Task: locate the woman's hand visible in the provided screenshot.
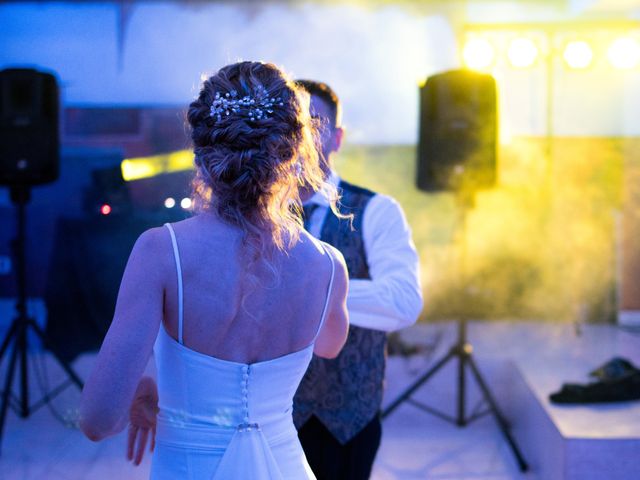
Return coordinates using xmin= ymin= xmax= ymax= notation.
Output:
xmin=126 ymin=376 xmax=159 ymax=466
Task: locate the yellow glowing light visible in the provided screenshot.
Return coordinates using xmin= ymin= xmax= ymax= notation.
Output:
xmin=463 ymin=38 xmax=495 ymax=71
xmin=563 ymin=41 xmax=593 ymax=69
xmin=507 ymin=38 xmax=539 ymax=68
xmin=607 ymin=37 xmax=640 ymax=70
xmin=120 ymin=159 xmax=159 ymax=181
xmin=121 ymin=150 xmax=193 ymax=181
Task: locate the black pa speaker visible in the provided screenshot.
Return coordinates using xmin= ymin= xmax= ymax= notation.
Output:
xmin=417 ymin=70 xmax=497 ymax=192
xmin=0 ymin=68 xmax=60 ymax=186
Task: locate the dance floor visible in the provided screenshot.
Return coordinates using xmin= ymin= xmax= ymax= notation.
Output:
xmin=0 ymin=320 xmax=638 ymax=480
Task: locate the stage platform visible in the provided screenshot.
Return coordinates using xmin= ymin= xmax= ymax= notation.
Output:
xmin=378 ymin=321 xmax=640 ymax=480
xmin=0 ymin=320 xmax=638 ymax=479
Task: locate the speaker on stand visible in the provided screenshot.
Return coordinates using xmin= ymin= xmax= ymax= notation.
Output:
xmin=0 ymin=68 xmax=84 ymax=454
xmin=383 ymin=69 xmax=528 ymax=472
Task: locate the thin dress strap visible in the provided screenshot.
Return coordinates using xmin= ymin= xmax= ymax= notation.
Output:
xmin=313 ymin=242 xmax=336 ymax=342
xmin=164 ymin=223 xmax=184 ymax=344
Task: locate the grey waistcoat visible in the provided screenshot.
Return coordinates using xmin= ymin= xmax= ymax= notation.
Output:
xmin=293 ymin=180 xmax=387 ymax=444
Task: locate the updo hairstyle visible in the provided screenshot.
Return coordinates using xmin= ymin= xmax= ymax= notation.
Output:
xmin=188 ymin=61 xmax=331 ymax=253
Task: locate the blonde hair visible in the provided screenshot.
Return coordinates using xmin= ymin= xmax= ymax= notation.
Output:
xmin=188 ymin=61 xmax=340 ymax=259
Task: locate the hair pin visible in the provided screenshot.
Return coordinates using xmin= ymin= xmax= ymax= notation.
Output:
xmin=209 ymin=86 xmax=284 ymax=122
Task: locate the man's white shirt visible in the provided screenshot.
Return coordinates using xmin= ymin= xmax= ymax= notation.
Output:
xmin=304 ymin=171 xmax=423 ymax=332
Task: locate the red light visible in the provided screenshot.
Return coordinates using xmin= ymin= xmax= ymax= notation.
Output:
xmin=100 ymin=204 xmax=112 ymax=215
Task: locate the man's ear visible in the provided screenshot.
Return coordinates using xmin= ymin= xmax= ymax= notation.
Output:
xmin=333 ymin=126 xmax=345 ymax=153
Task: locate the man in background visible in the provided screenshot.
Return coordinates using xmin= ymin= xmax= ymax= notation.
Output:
xmin=293 ymin=80 xmax=423 ymax=480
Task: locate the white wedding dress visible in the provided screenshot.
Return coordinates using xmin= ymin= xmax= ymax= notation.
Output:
xmin=149 ymin=224 xmax=333 ymax=479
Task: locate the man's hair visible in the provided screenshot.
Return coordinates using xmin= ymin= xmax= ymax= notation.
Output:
xmin=295 ymin=79 xmax=341 ymax=128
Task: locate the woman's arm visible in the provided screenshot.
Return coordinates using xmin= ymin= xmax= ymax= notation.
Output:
xmin=79 ymin=227 xmax=168 ymax=441
xmin=313 ymin=245 xmax=349 ymax=359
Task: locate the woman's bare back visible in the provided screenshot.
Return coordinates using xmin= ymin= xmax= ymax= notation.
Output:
xmin=161 ymin=214 xmax=336 ymax=364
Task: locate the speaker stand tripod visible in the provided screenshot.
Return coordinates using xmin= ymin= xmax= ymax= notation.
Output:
xmin=0 ymin=186 xmax=84 ymax=455
xmin=381 ymin=192 xmax=528 ymax=472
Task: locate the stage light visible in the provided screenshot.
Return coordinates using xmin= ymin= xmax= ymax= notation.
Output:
xmin=563 ymin=41 xmax=593 ymax=69
xmin=180 ymin=197 xmax=192 ymax=209
xmin=164 ymin=197 xmax=176 ymax=208
xmin=121 ymin=159 xmax=158 ymax=182
xmin=100 ymin=204 xmax=112 ymax=215
xmin=463 ymin=38 xmax=495 ymax=71
xmin=607 ymin=37 xmax=640 ymax=70
xmin=121 ymin=150 xmax=193 ymax=181
xmin=507 ymin=38 xmax=538 ymax=68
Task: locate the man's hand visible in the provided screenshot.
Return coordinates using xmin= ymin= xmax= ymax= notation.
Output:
xmin=126 ymin=376 xmax=159 ymax=466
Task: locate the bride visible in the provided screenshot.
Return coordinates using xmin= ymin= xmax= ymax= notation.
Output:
xmin=79 ymin=61 xmax=349 ymax=479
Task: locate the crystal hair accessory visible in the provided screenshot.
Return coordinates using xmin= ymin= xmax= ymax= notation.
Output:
xmin=209 ymin=86 xmax=284 ymax=122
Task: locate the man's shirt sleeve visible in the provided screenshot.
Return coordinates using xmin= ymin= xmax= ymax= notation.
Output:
xmin=347 ymin=194 xmax=423 ymax=332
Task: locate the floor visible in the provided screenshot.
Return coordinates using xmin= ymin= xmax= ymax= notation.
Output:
xmin=0 ymin=320 xmax=638 ymax=480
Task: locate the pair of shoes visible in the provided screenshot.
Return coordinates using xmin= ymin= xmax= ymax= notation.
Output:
xmin=589 ymin=357 xmax=639 ymax=381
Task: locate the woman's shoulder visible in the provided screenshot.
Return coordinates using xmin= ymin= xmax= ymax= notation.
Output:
xmin=166 ymin=214 xmax=243 ymax=240
xmin=139 ymin=217 xmax=222 ymax=258
xmin=161 ymin=216 xmax=199 ymax=233
xmin=297 ymin=231 xmax=346 ymax=271
xmin=129 ymin=225 xmax=176 ymax=267
xmin=135 ymin=225 xmax=170 ymax=250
